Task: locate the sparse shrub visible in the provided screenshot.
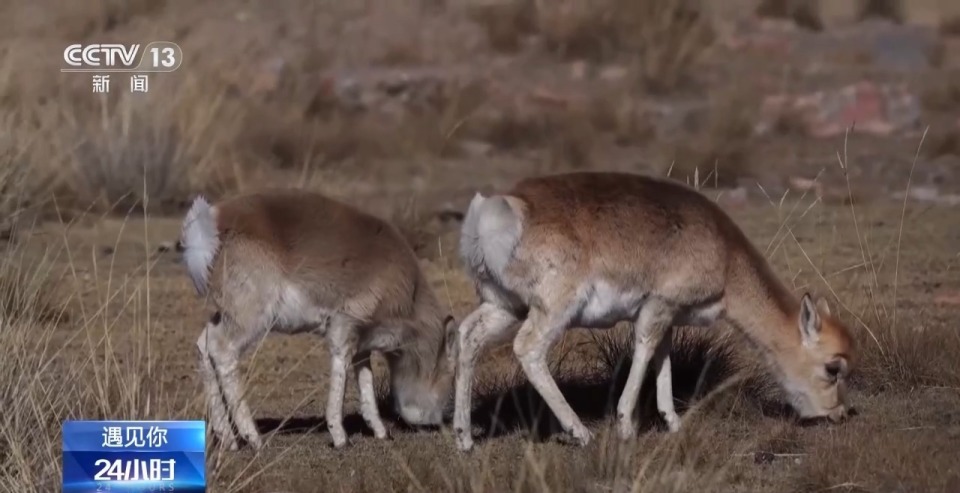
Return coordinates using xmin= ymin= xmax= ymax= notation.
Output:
xmin=856 ymin=0 xmax=904 ymax=24
xmin=467 ymin=0 xmax=538 ymax=53
xmin=49 ymin=0 xmax=167 ymax=39
xmin=612 ymin=0 xmax=715 ymax=92
xmin=919 ymin=74 xmax=960 ymax=111
xmin=660 ymin=89 xmax=758 ymax=188
xmin=755 ymin=0 xmax=823 ymax=31
xmin=535 ymin=0 xmax=619 ymax=59
xmin=922 ymin=128 xmax=960 ymax=159
xmin=468 ymin=0 xmax=714 ymax=92
xmin=64 ymin=95 xmax=189 ymax=213
xmin=588 ymin=92 xmax=657 ymax=146
xmin=470 ymin=104 xmax=597 ymax=168
xmin=941 ymin=16 xmax=960 ymax=37
xmin=54 ymin=76 xmax=257 ymax=213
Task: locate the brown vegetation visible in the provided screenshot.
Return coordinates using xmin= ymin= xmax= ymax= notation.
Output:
xmin=1 ymin=0 xmax=960 ymax=491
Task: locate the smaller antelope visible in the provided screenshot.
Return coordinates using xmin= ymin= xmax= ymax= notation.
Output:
xmin=179 ymin=189 xmax=456 ymax=450
xmin=454 ymin=171 xmax=856 ymax=451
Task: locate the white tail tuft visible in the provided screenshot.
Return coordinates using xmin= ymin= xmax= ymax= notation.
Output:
xmin=460 ymin=192 xmax=522 ymax=280
xmin=181 ymin=196 xmax=220 ymax=296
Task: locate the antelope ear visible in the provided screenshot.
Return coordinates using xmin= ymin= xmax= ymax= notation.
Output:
xmin=798 ymin=293 xmax=822 ymax=346
xmin=815 ymin=296 xmax=832 ymax=317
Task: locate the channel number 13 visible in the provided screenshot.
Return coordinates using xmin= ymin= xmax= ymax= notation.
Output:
xmin=150 ymin=46 xmax=176 ymax=68
xmin=143 ymin=42 xmax=181 ymax=71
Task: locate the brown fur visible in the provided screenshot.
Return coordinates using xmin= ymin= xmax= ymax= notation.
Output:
xmin=182 ymin=189 xmax=455 ymax=450
xmin=453 ymin=171 xmax=856 ymax=450
xmin=507 ymin=171 xmax=854 ymax=360
xmin=210 ymin=190 xmax=434 ymax=327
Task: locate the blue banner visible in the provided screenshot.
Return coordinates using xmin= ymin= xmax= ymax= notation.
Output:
xmin=63 ymin=420 xmax=206 ymax=493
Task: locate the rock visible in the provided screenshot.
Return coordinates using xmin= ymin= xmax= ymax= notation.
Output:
xmin=869 ymin=24 xmax=942 ymax=71
xmin=598 ymin=65 xmax=629 ymax=82
xmin=569 ymin=60 xmax=589 ymax=80
xmin=933 ymin=291 xmax=960 ymax=305
xmin=458 ymin=139 xmax=494 ymax=158
xmin=889 ymin=186 xmax=960 ymax=206
xmin=788 ymin=176 xmax=822 ymax=195
xmin=716 ymin=187 xmax=748 ymax=208
xmin=528 ymin=86 xmax=574 ymax=109
xmin=249 ymin=57 xmax=286 ymax=95
xmin=312 ymin=66 xmax=473 ymax=115
xmin=756 ymin=81 xmax=921 ymax=138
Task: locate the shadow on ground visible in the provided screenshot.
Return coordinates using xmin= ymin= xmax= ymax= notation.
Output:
xmin=251 ymin=330 xmax=795 ymax=446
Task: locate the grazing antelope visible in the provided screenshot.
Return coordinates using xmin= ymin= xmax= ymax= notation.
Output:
xmin=454 ymin=171 xmax=856 ymax=451
xmin=179 ymin=189 xmax=457 ymax=450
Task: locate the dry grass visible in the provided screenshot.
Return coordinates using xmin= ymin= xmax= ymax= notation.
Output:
xmin=1 ymin=172 xmax=959 ymax=493
xmin=469 ymin=0 xmax=714 ymax=92
xmin=1 ymin=0 xmax=960 ymax=491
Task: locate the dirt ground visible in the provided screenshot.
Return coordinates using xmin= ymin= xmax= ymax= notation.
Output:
xmin=2 ymin=1 xmax=960 ymax=492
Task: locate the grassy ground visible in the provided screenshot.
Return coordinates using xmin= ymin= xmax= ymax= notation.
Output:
xmin=2 ymin=0 xmax=960 ymax=492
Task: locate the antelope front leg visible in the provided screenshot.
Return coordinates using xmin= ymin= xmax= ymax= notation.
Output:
xmin=354 ymin=352 xmax=388 ymax=440
xmin=197 ymin=322 xmax=236 ymax=451
xmin=512 ymin=309 xmax=592 ymax=447
xmin=198 ymin=315 xmax=263 ymax=450
xmin=454 ymin=302 xmax=519 ymax=451
xmin=616 ymin=300 xmax=674 ymax=441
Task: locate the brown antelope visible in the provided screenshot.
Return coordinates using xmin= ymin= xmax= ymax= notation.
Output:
xmin=179 ymin=189 xmax=457 ymax=450
xmin=453 ymin=171 xmax=856 ymax=451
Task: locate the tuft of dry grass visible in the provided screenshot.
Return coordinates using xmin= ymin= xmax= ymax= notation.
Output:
xmin=921 ymin=128 xmax=960 ymax=159
xmin=755 ymin=0 xmax=823 ymax=31
xmin=856 ymin=0 xmax=904 ymax=24
xmin=0 ymin=245 xmax=63 ymax=324
xmin=941 ymin=15 xmax=960 ymax=37
xmin=919 ymin=74 xmax=960 ymax=112
xmin=46 ymin=0 xmax=167 ymax=39
xmin=0 ymin=112 xmax=58 ymax=234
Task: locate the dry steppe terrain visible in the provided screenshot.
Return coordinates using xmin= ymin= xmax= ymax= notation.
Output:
xmin=1 ymin=1 xmax=960 ymax=492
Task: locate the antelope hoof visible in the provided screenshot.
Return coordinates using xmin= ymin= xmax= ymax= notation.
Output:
xmin=372 ymin=426 xmax=390 ymax=441
xmin=662 ymin=412 xmax=681 ymax=433
xmin=240 ymin=431 xmax=263 ymax=450
xmin=617 ymin=422 xmax=636 ymax=441
xmin=330 ymin=431 xmax=349 ymax=449
xmin=455 ymin=429 xmax=474 ymax=451
xmin=558 ymin=426 xmax=592 ymax=447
